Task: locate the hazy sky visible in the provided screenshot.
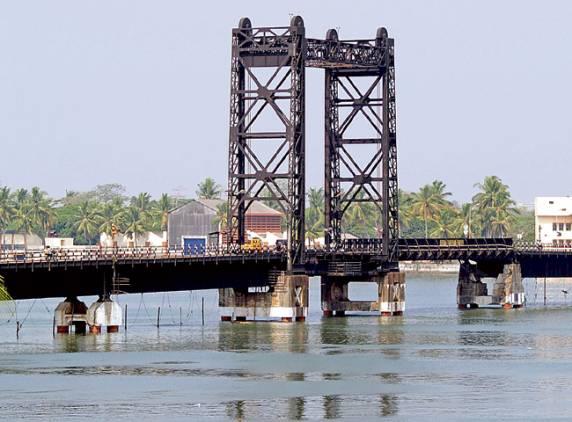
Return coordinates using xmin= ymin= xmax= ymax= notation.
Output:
xmin=1 ymin=1 xmax=571 ymax=204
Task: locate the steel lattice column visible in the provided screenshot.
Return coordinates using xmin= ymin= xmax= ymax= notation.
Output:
xmin=226 ymin=17 xmax=306 ymax=271
xmin=323 ymin=28 xmax=398 ymax=260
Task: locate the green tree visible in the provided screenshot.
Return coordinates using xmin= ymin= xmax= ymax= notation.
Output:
xmin=73 ymin=201 xmax=101 ymax=244
xmin=130 ymin=193 xmax=153 ymax=229
xmin=123 ymin=206 xmax=146 ymax=246
xmin=12 ymin=204 xmax=34 ymax=249
xmin=156 ymin=193 xmax=171 ymax=231
xmin=214 ymin=202 xmax=228 ymax=232
xmin=99 ymin=201 xmax=125 ymax=236
xmin=472 ymin=176 xmax=518 ymax=237
xmin=429 ymin=207 xmax=460 ymax=238
xmin=306 ymin=187 xmax=324 ymax=242
xmin=410 ymin=181 xmax=451 ymax=238
xmin=28 ymin=186 xmax=54 ymax=240
xmin=0 ymin=187 xmax=14 ymax=250
xmin=196 ymin=177 xmax=222 ymax=199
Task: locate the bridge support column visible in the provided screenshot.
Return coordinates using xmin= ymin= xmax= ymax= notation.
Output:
xmin=86 ymin=295 xmax=123 ymax=333
xmin=378 ymin=272 xmax=406 ymax=316
xmin=457 ymin=261 xmax=490 ymax=309
xmin=493 ymin=263 xmax=524 ymax=309
xmin=321 ymin=272 xmax=405 ymax=317
xmin=219 ymin=274 xmax=308 ymax=322
xmin=54 ymin=296 xmax=88 ymax=334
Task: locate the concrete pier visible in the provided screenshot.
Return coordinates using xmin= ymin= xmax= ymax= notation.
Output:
xmin=493 ymin=263 xmax=524 ymax=308
xmin=219 ymin=273 xmax=308 ymax=322
xmin=457 ymin=261 xmax=490 ymax=309
xmin=86 ymin=295 xmax=123 ymax=333
xmin=321 ymin=272 xmax=405 ymax=317
xmin=54 ymin=296 xmax=88 ymax=334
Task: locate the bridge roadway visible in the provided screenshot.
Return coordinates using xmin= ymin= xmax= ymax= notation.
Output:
xmin=1 ymin=238 xmax=572 ymax=300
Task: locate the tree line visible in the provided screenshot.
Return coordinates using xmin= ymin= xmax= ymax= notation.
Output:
xmin=0 ymin=175 xmax=534 ymax=248
xmin=0 ymin=179 xmax=223 ymax=247
xmin=305 ymin=175 xmax=534 ymax=243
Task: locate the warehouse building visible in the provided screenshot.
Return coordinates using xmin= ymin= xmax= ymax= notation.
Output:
xmin=167 ymin=199 xmax=283 ymax=252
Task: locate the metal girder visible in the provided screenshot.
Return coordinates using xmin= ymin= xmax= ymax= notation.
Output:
xmin=227 ymin=16 xmax=306 ymax=271
xmin=324 ymin=28 xmax=399 ymax=260
xmin=227 ymin=17 xmax=398 ymax=268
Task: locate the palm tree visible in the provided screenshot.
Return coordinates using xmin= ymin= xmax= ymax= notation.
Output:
xmin=130 ymin=193 xmax=153 ymax=229
xmin=472 ymin=176 xmax=518 ymax=237
xmin=73 ymin=201 xmax=101 ymax=244
xmin=99 ymin=201 xmax=125 ymax=237
xmin=0 ymin=187 xmax=14 ymax=250
xmin=123 ymin=206 xmax=145 ymax=246
xmin=28 ymin=186 xmax=54 ymax=241
xmin=306 ymin=188 xmax=324 ymax=240
xmin=410 ymin=181 xmax=452 ymax=238
xmin=429 ymin=207 xmax=460 ymax=238
xmin=12 ymin=205 xmax=35 ymax=249
xmin=214 ymin=202 xmax=228 ymax=232
xmin=196 ymin=177 xmax=222 ymax=199
xmin=156 ymin=193 xmax=171 ymax=232
xmin=398 ymin=189 xmax=414 ymax=231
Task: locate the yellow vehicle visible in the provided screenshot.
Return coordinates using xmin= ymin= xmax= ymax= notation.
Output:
xmin=242 ymin=238 xmax=264 ymax=252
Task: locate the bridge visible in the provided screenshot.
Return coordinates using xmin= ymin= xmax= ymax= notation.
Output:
xmin=1 ymin=16 xmax=569 ymax=332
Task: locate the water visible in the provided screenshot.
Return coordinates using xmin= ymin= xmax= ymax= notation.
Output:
xmin=1 ymin=275 xmax=572 ymax=420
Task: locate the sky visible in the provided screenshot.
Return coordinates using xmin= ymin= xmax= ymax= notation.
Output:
xmin=0 ymin=1 xmax=571 ymax=205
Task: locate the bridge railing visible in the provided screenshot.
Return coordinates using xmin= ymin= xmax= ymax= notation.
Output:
xmin=0 ymin=244 xmax=288 ymax=265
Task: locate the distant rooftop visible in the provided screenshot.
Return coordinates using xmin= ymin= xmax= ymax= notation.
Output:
xmin=535 ymin=196 xmax=572 ymax=216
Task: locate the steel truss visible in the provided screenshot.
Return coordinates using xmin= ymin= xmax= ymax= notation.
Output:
xmin=227 ymin=17 xmax=306 ymax=271
xmin=227 ymin=17 xmax=398 ymax=268
xmin=323 ymin=28 xmax=398 ymax=260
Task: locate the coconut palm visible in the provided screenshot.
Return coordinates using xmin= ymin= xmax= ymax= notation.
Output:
xmin=196 ymin=177 xmax=222 ymax=199
xmin=410 ymin=182 xmax=450 ymax=238
xmin=123 ymin=206 xmax=145 ymax=246
xmin=0 ymin=187 xmax=14 ymax=250
xmin=472 ymin=176 xmax=518 ymax=237
xmin=73 ymin=201 xmax=101 ymax=244
xmin=398 ymin=189 xmax=414 ymax=231
xmin=306 ymin=188 xmax=324 ymax=240
xmin=28 ymin=186 xmax=54 ymax=240
xmin=429 ymin=207 xmax=461 ymax=238
xmin=214 ymin=202 xmax=228 ymax=232
xmin=12 ymin=205 xmax=35 ymax=249
xmin=99 ymin=202 xmax=125 ymax=237
xmin=130 ymin=192 xmax=153 ymax=229
xmin=156 ymin=193 xmax=171 ymax=231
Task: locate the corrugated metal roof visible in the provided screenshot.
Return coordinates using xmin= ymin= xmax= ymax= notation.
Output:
xmin=196 ymin=198 xmax=283 ymax=216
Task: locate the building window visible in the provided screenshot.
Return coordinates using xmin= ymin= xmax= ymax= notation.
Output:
xmin=553 ymin=223 xmax=558 ymax=231
xmin=559 ymin=223 xmax=565 ymax=231
xmin=567 ymin=224 xmax=571 ymax=231
xmin=553 ymin=239 xmax=558 ymax=246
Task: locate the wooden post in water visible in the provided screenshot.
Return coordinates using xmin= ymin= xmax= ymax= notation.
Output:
xmin=124 ymin=304 xmax=128 ymax=331
xmin=52 ymin=315 xmax=56 ymax=338
xmin=16 ymin=320 xmax=20 ymax=339
xmin=201 ymin=297 xmax=205 ymax=326
xmin=179 ymin=307 xmax=183 ymax=327
xmin=157 ymin=306 xmax=161 ymax=328
xmin=544 ymin=277 xmax=547 ymax=306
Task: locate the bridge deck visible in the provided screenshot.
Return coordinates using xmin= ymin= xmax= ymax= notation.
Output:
xmin=2 ymin=240 xmax=572 ymax=300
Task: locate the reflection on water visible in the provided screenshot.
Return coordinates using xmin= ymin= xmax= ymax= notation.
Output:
xmin=3 ymin=277 xmax=572 ymax=419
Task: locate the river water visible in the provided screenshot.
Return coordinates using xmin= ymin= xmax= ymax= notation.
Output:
xmin=1 ymin=275 xmax=572 ymax=420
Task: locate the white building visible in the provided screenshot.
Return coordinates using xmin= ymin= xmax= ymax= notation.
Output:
xmin=535 ymin=197 xmax=572 ymax=246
